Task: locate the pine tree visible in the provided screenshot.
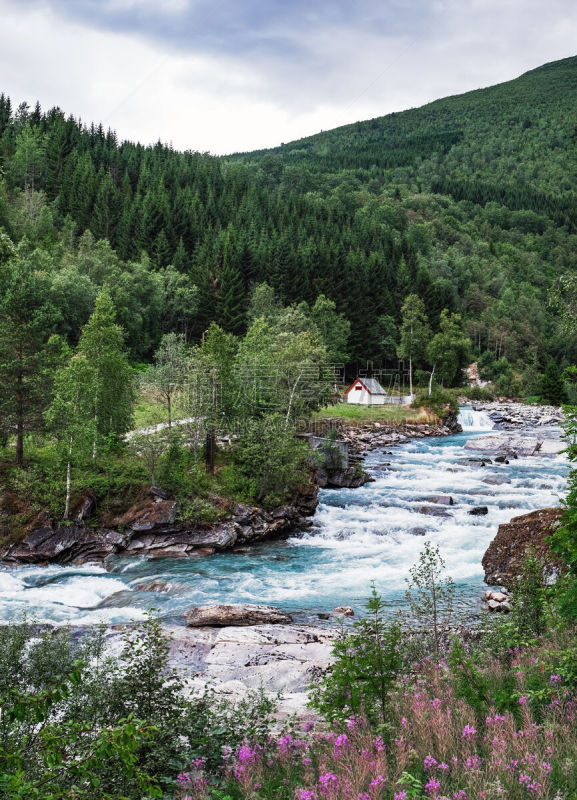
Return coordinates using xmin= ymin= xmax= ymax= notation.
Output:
xmin=540 ymin=360 xmax=569 ymax=405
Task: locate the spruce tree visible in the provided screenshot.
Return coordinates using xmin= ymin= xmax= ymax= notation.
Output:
xmin=540 ymin=360 xmax=569 ymax=405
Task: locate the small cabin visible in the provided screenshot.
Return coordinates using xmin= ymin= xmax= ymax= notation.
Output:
xmin=345 ymin=377 xmax=387 ymax=405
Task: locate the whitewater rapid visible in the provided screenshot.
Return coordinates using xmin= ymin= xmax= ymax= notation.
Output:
xmin=0 ymin=409 xmax=568 ymax=625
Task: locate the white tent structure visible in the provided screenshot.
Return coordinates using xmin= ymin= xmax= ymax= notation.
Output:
xmin=344 ymin=377 xmax=387 ymax=405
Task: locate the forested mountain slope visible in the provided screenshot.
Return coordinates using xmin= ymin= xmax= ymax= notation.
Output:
xmin=1 ymin=56 xmax=576 ymax=391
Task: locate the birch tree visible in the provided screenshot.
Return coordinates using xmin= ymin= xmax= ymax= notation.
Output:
xmin=75 ymin=288 xmax=134 ymax=457
xmin=397 ymin=294 xmax=431 ymax=399
xmin=145 ymin=333 xmax=189 ymax=429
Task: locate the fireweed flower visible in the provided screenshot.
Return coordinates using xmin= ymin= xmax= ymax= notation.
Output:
xmin=424 ymin=755 xmax=438 ymax=771
xmin=369 ymin=775 xmax=386 ymax=789
xmin=394 ymin=793 xmax=407 ymax=800
xmin=297 ymin=791 xmax=318 ymax=800
xmin=550 ymin=674 xmax=562 ymax=684
xmin=425 ymin=777 xmax=441 ymax=796
xmin=346 ymin=715 xmax=358 ymax=729
xmin=373 ymin=736 xmax=386 ymax=752
xmin=519 ymin=696 xmax=529 ymax=705
xmin=319 ymin=773 xmax=339 ymax=792
xmin=462 ymin=725 xmax=476 ymax=739
xmin=452 ymin=792 xmax=467 ymax=799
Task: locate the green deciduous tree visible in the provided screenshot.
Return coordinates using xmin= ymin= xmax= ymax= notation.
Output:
xmin=145 ymin=333 xmax=189 ymax=428
xmin=405 ymin=541 xmax=457 ymax=656
xmin=233 ymin=413 xmax=307 ymax=505
xmin=426 ymin=309 xmax=471 ymax=389
xmin=397 ymin=294 xmax=431 ymax=398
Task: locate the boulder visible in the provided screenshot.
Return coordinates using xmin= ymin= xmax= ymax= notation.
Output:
xmin=418 ymin=506 xmax=452 ymax=517
xmin=422 ymin=495 xmax=454 ymax=506
xmin=482 ymin=507 xmax=563 ymax=586
xmin=185 ymin=604 xmax=293 ymax=627
xmin=316 ymin=467 xmax=373 ymax=489
xmin=333 ymin=606 xmax=354 ymax=617
xmin=3 ymin=524 xmax=126 ymax=564
xmin=469 ymin=506 xmax=489 ymax=515
xmin=483 ymin=475 xmax=509 ymax=486
xmin=72 ymin=493 xmax=97 ymax=523
xmin=3 ymin=486 xmax=319 ymax=565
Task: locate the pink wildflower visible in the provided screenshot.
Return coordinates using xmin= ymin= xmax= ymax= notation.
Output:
xmin=462 ymin=724 xmax=476 ymax=739
xmin=425 ymin=777 xmax=441 ymax=796
xmin=424 ymin=755 xmax=438 ymax=771
xmin=297 ymin=791 xmax=318 ymax=800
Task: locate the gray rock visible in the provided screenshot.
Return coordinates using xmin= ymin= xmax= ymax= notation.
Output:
xmin=333 ymin=606 xmax=354 ymax=617
xmin=185 ymin=604 xmax=293 ymax=627
xmin=73 ymin=494 xmax=97 ymax=523
xmin=418 ymin=506 xmax=452 ymax=517
xmin=469 ymin=506 xmax=489 ymax=515
xmin=483 ymin=475 xmax=509 ymax=486
xmin=422 ymin=495 xmax=454 ymax=506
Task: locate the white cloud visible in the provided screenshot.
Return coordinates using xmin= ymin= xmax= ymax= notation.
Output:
xmin=0 ymin=0 xmax=575 ymax=154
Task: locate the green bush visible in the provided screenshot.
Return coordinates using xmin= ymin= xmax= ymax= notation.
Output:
xmin=413 ymin=387 xmax=458 ymax=417
xmin=309 ymin=585 xmax=402 ymax=731
xmin=0 ymin=614 xmax=278 ymax=798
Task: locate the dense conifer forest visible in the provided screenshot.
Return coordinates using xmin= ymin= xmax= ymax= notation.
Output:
xmin=1 ymin=55 xmax=576 ymax=392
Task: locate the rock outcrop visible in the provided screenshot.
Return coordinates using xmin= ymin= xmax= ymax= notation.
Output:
xmin=465 ymin=434 xmax=562 ymax=458
xmin=164 ymin=623 xmax=336 ymax=720
xmin=343 ymin=417 xmax=460 ymax=459
xmin=482 ymin=507 xmax=563 ymax=586
xmin=315 ymin=466 xmax=373 ymax=489
xmin=2 ymin=484 xmax=318 ymax=566
xmin=185 ymin=604 xmax=293 ymax=627
xmin=470 ymin=402 xmax=563 ymax=430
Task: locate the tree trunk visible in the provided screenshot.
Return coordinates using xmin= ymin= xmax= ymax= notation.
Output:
xmin=428 ymin=364 xmax=435 ymax=396
xmin=167 ymin=393 xmax=172 ymax=429
xmin=63 ymin=436 xmax=73 ymax=520
xmin=409 ymin=356 xmax=413 ymax=401
xmin=285 ymin=372 xmax=302 ymax=429
xmin=16 ymin=346 xmax=23 ymax=466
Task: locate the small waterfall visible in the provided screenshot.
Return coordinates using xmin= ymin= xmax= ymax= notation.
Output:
xmin=458 ymin=407 xmax=495 ymax=431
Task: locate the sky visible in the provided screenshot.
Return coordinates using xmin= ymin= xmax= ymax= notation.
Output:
xmin=1 ymin=0 xmax=576 ymax=155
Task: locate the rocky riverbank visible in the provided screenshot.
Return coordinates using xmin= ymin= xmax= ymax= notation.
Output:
xmin=2 ymin=484 xmax=318 ymax=566
xmin=340 ymin=411 xmax=462 ymax=459
xmin=469 ymin=402 xmax=563 ymax=430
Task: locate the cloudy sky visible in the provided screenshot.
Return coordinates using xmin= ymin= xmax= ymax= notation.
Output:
xmin=1 ymin=0 xmax=576 ymax=155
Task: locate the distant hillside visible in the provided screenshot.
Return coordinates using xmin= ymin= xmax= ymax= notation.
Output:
xmin=0 ymin=56 xmax=576 ymax=391
xmin=238 ymin=56 xmax=577 ymax=211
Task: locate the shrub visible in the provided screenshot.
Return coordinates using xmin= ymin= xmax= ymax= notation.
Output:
xmin=309 ymin=584 xmax=402 ymax=729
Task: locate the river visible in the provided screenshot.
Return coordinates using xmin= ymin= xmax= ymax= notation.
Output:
xmin=0 ymin=409 xmax=568 ymax=625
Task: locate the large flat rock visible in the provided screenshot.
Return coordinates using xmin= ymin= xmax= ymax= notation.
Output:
xmin=465 ymin=434 xmax=563 ymax=457
xmin=184 ymin=603 xmax=294 ymax=627
xmin=165 ymin=623 xmax=336 ymax=721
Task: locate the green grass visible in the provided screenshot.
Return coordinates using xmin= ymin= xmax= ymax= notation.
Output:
xmin=315 ymin=403 xmax=438 ymax=425
xmin=132 ymin=388 xmax=190 ymax=430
